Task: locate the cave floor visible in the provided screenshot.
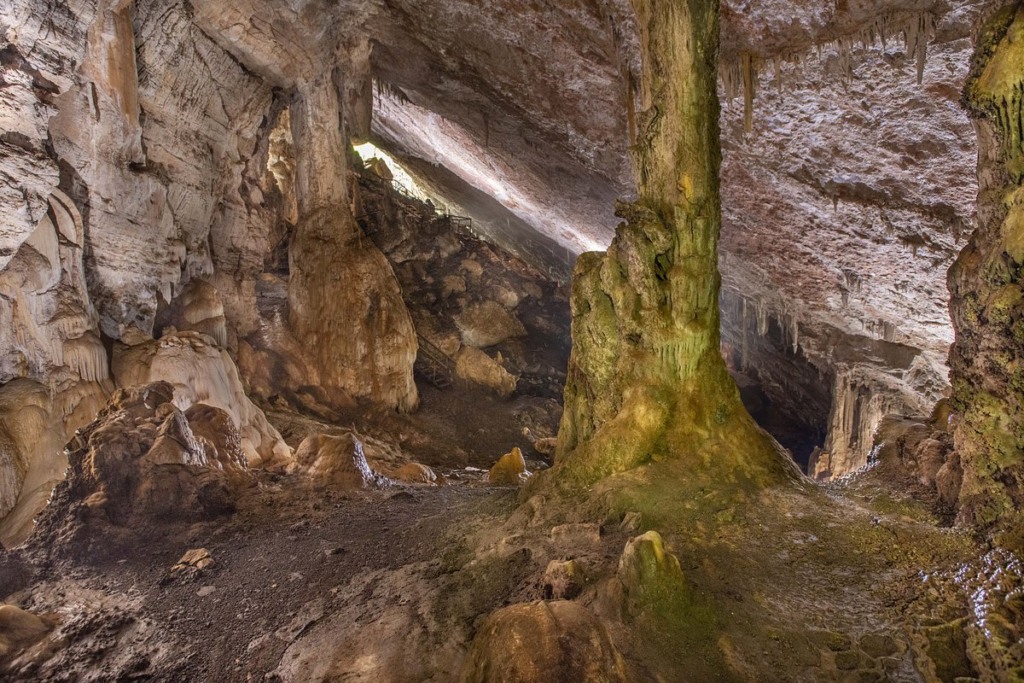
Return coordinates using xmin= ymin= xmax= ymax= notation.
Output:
xmin=9 ymin=477 xmax=517 ymax=681
xmin=269 ymin=383 xmax=563 ymax=471
xmin=0 ymin=387 xmax=1000 ymax=682
xmin=4 ymin=457 xmax=993 ymax=682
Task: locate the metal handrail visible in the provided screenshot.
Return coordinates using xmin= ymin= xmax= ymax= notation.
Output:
xmin=416 ymin=334 xmax=455 ymax=373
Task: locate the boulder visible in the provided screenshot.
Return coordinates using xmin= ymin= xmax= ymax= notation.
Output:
xmin=113 ymin=332 xmax=291 ymax=466
xmin=460 ymin=259 xmax=484 ymax=280
xmin=460 ymin=601 xmax=629 ymax=683
xmin=0 ymin=604 xmax=53 ymax=662
xmin=295 ymin=433 xmax=389 ymax=490
xmin=532 ymin=437 xmax=557 ymax=457
xmin=455 ymin=301 xmax=526 ymax=348
xmin=488 ymin=447 xmax=528 ymax=486
xmin=456 ymin=347 xmax=517 ymax=398
xmin=391 ymin=463 xmax=437 ymax=485
xmin=488 ymin=284 xmax=521 ymax=309
xmin=542 ymin=560 xmax=586 ymax=600
xmin=166 ymin=548 xmax=215 ymax=584
xmin=911 ymin=437 xmax=948 ymax=488
xmin=617 ymin=531 xmax=687 ymax=617
xmin=34 ymin=382 xmax=252 ymax=531
xmin=442 ymin=275 xmax=467 ymax=298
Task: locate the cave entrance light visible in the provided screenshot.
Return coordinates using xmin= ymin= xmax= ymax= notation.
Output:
xmin=354 ymin=142 xmax=431 ymax=204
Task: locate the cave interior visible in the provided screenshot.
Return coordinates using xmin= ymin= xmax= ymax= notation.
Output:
xmin=1 ymin=0 xmax=1024 ymax=681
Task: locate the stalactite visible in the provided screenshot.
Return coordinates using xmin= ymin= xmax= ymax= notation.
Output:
xmin=756 ymin=298 xmax=769 ymax=337
xmin=719 ymin=10 xmax=937 ymax=130
xmin=62 ymin=333 xmax=110 ymax=383
xmin=741 ymin=297 xmax=750 ymax=370
xmin=742 ymin=52 xmax=755 ymax=133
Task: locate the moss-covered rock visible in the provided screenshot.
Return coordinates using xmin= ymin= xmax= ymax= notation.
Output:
xmin=951 ymin=3 xmax=1024 ymax=551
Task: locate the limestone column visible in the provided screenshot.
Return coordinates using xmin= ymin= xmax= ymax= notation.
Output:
xmin=287 ymin=73 xmax=419 ymax=412
xmin=551 ymin=0 xmax=794 ymax=487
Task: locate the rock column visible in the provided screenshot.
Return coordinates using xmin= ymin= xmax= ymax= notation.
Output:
xmin=287 ymin=73 xmax=419 ymax=412
xmin=553 ymin=0 xmax=793 ymax=486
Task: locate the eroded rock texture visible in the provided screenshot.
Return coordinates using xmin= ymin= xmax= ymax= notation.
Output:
xmin=32 ymin=381 xmax=253 ymax=546
xmin=951 ymin=4 xmax=1024 ymax=549
xmin=551 ymin=0 xmax=792 ymax=488
xmin=719 ymin=3 xmax=982 ymax=478
xmin=0 ymin=0 xmax=1015 ymax=553
xmin=285 ymin=76 xmax=418 ymax=413
xmin=0 ymin=0 xmax=430 ymax=529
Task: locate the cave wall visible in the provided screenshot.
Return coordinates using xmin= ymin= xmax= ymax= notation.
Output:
xmin=0 ymin=0 xmax=423 ymax=535
xmin=353 ymin=0 xmax=983 ymax=477
xmin=718 ymin=3 xmax=981 ymax=475
xmin=951 ymin=2 xmax=1024 ymax=548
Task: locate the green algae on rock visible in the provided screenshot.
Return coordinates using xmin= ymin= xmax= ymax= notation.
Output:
xmin=952 ymin=3 xmax=1024 ymax=551
xmin=547 ymin=0 xmax=797 ymax=491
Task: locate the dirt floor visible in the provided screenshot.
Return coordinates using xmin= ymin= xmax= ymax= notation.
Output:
xmin=271 ymin=384 xmax=562 ymax=472
xmin=3 ymin=474 xmax=516 ymax=682
xmin=0 ymin=393 xmax=1017 ymax=682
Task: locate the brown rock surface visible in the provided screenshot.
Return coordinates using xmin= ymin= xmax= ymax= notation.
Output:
xmin=0 ymin=604 xmax=54 ymax=663
xmin=30 ymin=382 xmax=252 ymax=539
xmin=113 ymin=333 xmax=290 ymax=467
xmin=286 ymin=77 xmax=419 ymax=414
xmin=0 ymin=381 xmax=76 ymax=547
xmin=460 ymin=600 xmax=629 ymax=683
xmin=455 ymin=348 xmax=518 ymax=399
xmin=294 ymin=433 xmax=390 ymax=490
xmin=455 ymin=301 xmax=527 ymax=349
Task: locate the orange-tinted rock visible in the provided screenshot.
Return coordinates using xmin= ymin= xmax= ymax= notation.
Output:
xmin=488 ymin=447 xmax=528 ymax=486
xmin=460 ymin=601 xmax=628 ymax=683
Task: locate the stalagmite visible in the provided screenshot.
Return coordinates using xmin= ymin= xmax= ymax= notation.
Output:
xmin=548 ymin=0 xmax=793 ymax=489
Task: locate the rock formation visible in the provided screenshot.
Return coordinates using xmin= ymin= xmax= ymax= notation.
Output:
xmin=294 ymin=432 xmax=390 ymax=490
xmin=0 ymin=381 xmax=71 ymax=546
xmin=460 ymin=601 xmax=629 ymax=683
xmin=32 ymin=382 xmax=252 ymax=540
xmin=951 ymin=4 xmax=1024 ymax=550
xmin=287 ymin=76 xmax=419 ymax=414
xmin=551 ymin=0 xmax=793 ymax=488
xmin=113 ymin=333 xmax=290 ymax=466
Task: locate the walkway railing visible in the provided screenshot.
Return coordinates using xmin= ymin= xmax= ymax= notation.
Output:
xmin=414 ymin=334 xmax=455 ymax=389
